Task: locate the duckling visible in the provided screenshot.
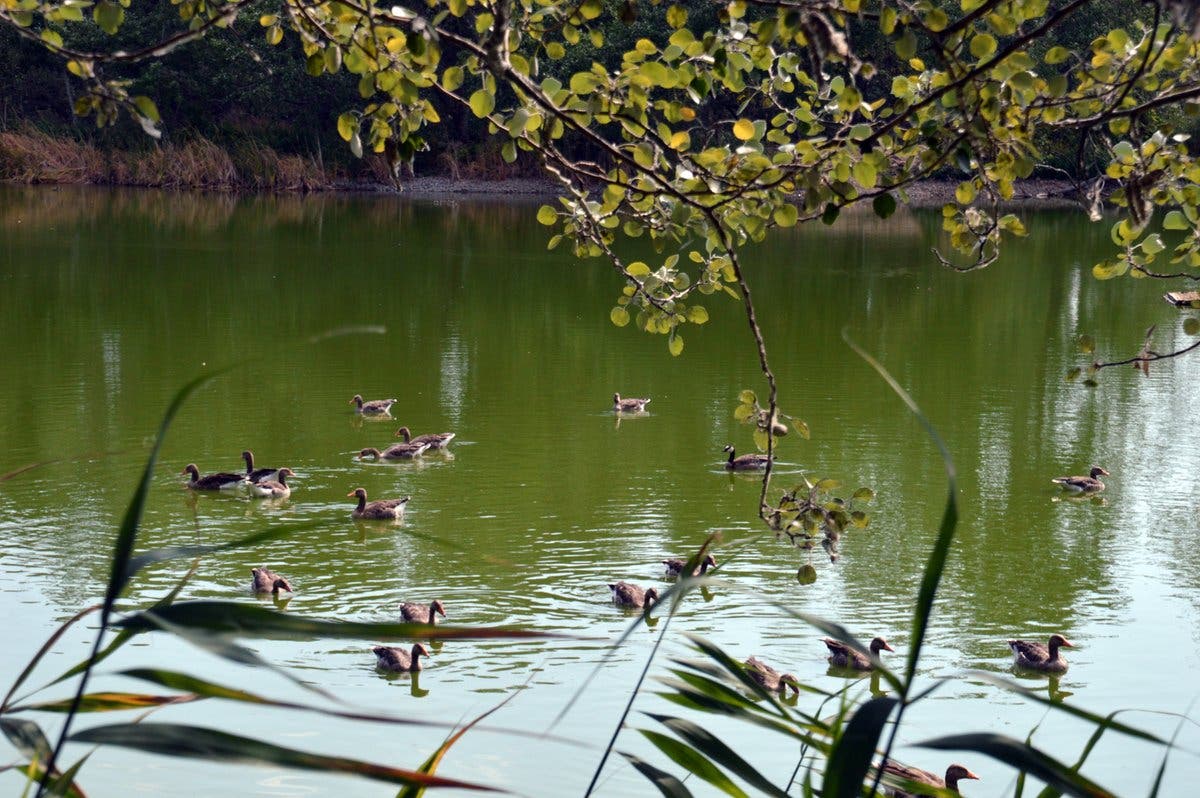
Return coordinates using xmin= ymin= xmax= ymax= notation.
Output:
xmin=662 ymin=553 xmax=717 ymax=578
xmin=395 ymin=427 xmax=456 ymax=450
xmin=613 ymin=393 xmax=651 ymax=412
xmin=182 ymin=464 xmax=247 ymax=491
xmin=879 ymin=762 xmax=980 ymax=797
xmin=743 ymin=656 xmax=799 ymax=696
xmin=608 ymin=581 xmax=659 ymax=609
xmin=248 ymin=467 xmax=295 ymax=499
xmin=400 ymin=599 xmax=446 ymax=625
xmin=1008 ymin=633 xmax=1074 ymax=672
xmin=347 ymin=488 xmax=409 ymax=520
xmin=822 ymin=636 xmax=895 ymax=670
xmin=349 ymin=394 xmax=397 ymax=415
xmin=251 ymin=567 xmax=293 ymax=594
xmin=372 ymin=643 xmax=431 ymax=672
xmin=1051 ymin=466 xmax=1109 ymax=493
xmin=241 ymin=450 xmax=280 ymax=484
xmin=359 ymin=442 xmax=430 ymax=461
xmin=723 ymin=444 xmax=769 ymax=471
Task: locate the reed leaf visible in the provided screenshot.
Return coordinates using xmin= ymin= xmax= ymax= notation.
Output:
xmin=822 ymin=696 xmax=898 ymax=798
xmin=0 ymin=760 xmax=85 ymax=798
xmin=621 ymin=753 xmax=694 ymax=797
xmin=125 ymin=523 xmax=323 ymax=580
xmin=12 ymin=692 xmax=200 ymax=714
xmin=1 ymin=718 xmax=53 ymax=762
xmin=645 ymin=714 xmax=791 ymax=798
xmin=43 ymin=755 xmax=88 ymax=798
xmin=684 ymin=634 xmax=794 ymax=714
xmin=639 ymin=730 xmax=749 ymax=797
xmin=68 ymin=723 xmax=501 ymax=791
xmin=1 ymin=605 xmax=101 ymax=712
xmin=918 ymin=732 xmax=1115 ymax=797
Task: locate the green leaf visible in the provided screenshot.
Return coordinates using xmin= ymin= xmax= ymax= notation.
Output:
xmin=668 ymin=332 xmax=684 ymax=356
xmin=773 ymin=204 xmax=798 ymax=227
xmin=733 ymin=403 xmax=755 ymax=422
xmin=1045 ymin=46 xmax=1071 ymax=64
xmin=738 ymin=389 xmax=757 ymax=404
xmin=732 ymin=119 xmax=755 ymax=141
xmin=610 ymin=307 xmax=630 ymax=327
xmin=851 ymin=159 xmax=877 ymax=189
xmin=1065 ymin=366 xmax=1082 ymax=383
xmin=1163 ymin=210 xmax=1189 ymax=230
xmin=852 ymin=487 xmax=874 ymax=501
xmin=872 ymin=194 xmax=897 ymax=221
xmin=441 ymin=66 xmax=464 ymax=92
xmin=644 ymin=715 xmax=790 ymax=797
xmin=1078 ymin=334 xmax=1095 ymax=354
xmin=641 ymin=730 xmax=749 ymax=797
xmin=686 ymin=306 xmax=709 ymax=324
xmin=15 ymin=691 xmax=198 ymax=713
xmin=621 ymin=752 xmax=694 ymax=797
xmin=969 ymin=33 xmax=997 ymax=58
xmin=536 ymin=205 xmax=557 ymax=225
xmin=823 ymin=697 xmax=898 ymax=798
xmin=469 ymin=90 xmax=495 ymax=118
xmin=919 ymin=733 xmax=1115 ymax=797
xmin=398 ymin=691 xmax=521 ymax=798
xmin=1 ymin=718 xmax=53 ymax=762
xmin=791 ymin=418 xmax=810 ymax=439
xmin=93 ymin=1 xmax=123 ymax=34
xmin=821 ymin=204 xmax=839 ymax=225
xmin=666 ymin=5 xmax=688 ymax=29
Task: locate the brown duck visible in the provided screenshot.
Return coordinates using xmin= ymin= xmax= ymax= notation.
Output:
xmin=880 ymin=761 xmax=980 ymax=797
xmin=662 ymin=553 xmax=717 ymax=577
xmin=1051 ymin=466 xmax=1109 ymax=493
xmin=359 ymin=442 xmax=430 ymax=461
xmin=1008 ymin=634 xmax=1073 ymax=672
xmin=613 ymin=393 xmax=651 ymax=412
xmin=182 ymin=464 xmax=247 ymax=491
xmin=400 ymin=600 xmax=446 ymax=625
xmin=823 ymin=636 xmax=895 ymax=670
xmin=248 ymin=467 xmax=294 ymax=499
xmin=743 ymin=656 xmax=799 ymax=696
xmin=372 ymin=643 xmax=431 ymax=672
xmin=350 ymin=394 xmax=397 ymax=415
xmin=347 ymin=488 xmax=410 ymax=520
xmin=251 ymin=567 xmax=293 ymax=594
xmin=241 ymin=450 xmax=280 ymax=484
xmin=396 ymin=426 xmax=456 ymax=449
xmin=723 ymin=444 xmax=769 ymax=471
xmin=608 ymin=581 xmax=659 ymax=609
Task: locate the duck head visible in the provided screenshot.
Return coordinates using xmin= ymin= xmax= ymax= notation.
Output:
xmin=1048 ymin=633 xmax=1074 ymax=650
xmin=431 ymin=599 xmax=447 ymax=619
xmin=945 ymin=764 xmax=980 ymax=786
xmin=870 ymin=637 xmax=896 ymax=654
xmin=1089 ymin=466 xmax=1110 ymax=478
xmin=396 ymin=426 xmax=413 ymax=441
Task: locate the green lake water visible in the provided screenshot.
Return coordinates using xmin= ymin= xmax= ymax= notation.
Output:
xmin=1 ymin=185 xmax=1198 ymax=796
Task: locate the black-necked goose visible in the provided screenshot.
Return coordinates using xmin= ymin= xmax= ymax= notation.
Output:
xmin=182 ymin=464 xmax=247 ymax=491
xmin=241 ymin=450 xmax=280 ymax=484
xmin=723 ymin=444 xmax=769 ymax=471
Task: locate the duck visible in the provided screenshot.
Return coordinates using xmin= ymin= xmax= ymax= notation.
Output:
xmin=358 ymin=442 xmax=430 ymax=461
xmin=608 ymin=581 xmax=659 ymax=609
xmin=350 ymin=394 xmax=397 ymax=415
xmin=879 ymin=762 xmax=980 ymax=797
xmin=1051 ymin=466 xmax=1109 ymax=493
xmin=372 ymin=643 xmax=432 ymax=672
xmin=613 ymin=393 xmax=651 ymax=412
xmin=240 ymin=450 xmax=280 ymax=484
xmin=1008 ymin=633 xmax=1074 ymax=672
xmin=400 ymin=599 xmax=447 ymax=624
xmin=822 ymin=636 xmax=895 ymax=671
xmin=723 ymin=444 xmax=769 ymax=471
xmin=182 ymin=464 xmax=247 ymax=491
xmin=248 ymin=467 xmax=295 ymax=499
xmin=662 ymin=553 xmax=717 ymax=578
xmin=347 ymin=487 xmax=410 ymax=520
xmin=251 ymin=567 xmax=293 ymax=594
xmin=743 ymin=656 xmax=799 ymax=696
xmin=395 ymin=426 xmax=456 ymax=449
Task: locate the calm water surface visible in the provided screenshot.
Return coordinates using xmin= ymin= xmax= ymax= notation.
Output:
xmin=1 ymin=186 xmax=1198 ymax=796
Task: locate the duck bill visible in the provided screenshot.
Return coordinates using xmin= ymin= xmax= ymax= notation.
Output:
xmin=964 ymin=770 xmax=981 ymax=781
xmin=881 ymin=642 xmax=895 ymax=653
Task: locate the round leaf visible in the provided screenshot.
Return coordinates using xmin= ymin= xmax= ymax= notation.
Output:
xmin=732 ymin=119 xmax=755 ymax=141
xmin=469 ymin=90 xmax=495 ymax=119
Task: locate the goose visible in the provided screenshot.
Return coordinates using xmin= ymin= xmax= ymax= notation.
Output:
xmin=662 ymin=553 xmax=717 ymax=577
xmin=608 ymin=581 xmax=659 ymax=609
xmin=1009 ymin=633 xmax=1074 ymax=672
xmin=248 ymin=467 xmax=295 ymax=499
xmin=400 ymin=599 xmax=447 ymax=624
xmin=372 ymin=643 xmax=432 ymax=672
xmin=359 ymin=442 xmax=430 ymax=461
xmin=251 ymin=567 xmax=293 ymax=594
xmin=723 ymin=444 xmax=769 ymax=471
xmin=396 ymin=427 xmax=456 ymax=449
xmin=350 ymin=394 xmax=397 ymax=415
xmin=240 ymin=450 xmax=280 ymax=484
xmin=613 ymin=393 xmax=651 ymax=412
xmin=182 ymin=464 xmax=247 ymax=491
xmin=347 ymin=488 xmax=410 ymax=520
xmin=1051 ymin=466 xmax=1109 ymax=493
xmin=879 ymin=762 xmax=980 ymax=797
xmin=743 ymin=656 xmax=799 ymax=696
xmin=822 ymin=636 xmax=895 ymax=671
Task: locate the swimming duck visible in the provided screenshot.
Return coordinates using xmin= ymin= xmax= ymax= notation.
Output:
xmin=743 ymin=656 xmax=799 ymax=696
xmin=395 ymin=427 xmax=456 ymax=449
xmin=182 ymin=464 xmax=247 ymax=491
xmin=613 ymin=393 xmax=651 ymax=412
xmin=251 ymin=567 xmax=293 ymax=594
xmin=822 ymin=636 xmax=895 ymax=670
xmin=372 ymin=643 xmax=432 ymax=672
xmin=347 ymin=488 xmax=410 ymax=520
xmin=358 ymin=442 xmax=430 ymax=461
xmin=1008 ymin=633 xmax=1074 ymax=672
xmin=240 ymin=450 xmax=280 ymax=484
xmin=400 ymin=599 xmax=447 ymax=624
xmin=608 ymin=581 xmax=659 ymax=609
xmin=662 ymin=553 xmax=717 ymax=577
xmin=723 ymin=444 xmax=769 ymax=471
xmin=1051 ymin=466 xmax=1109 ymax=493
xmin=350 ymin=395 xmax=397 ymax=415
xmin=248 ymin=467 xmax=295 ymax=499
xmin=880 ymin=762 xmax=980 ymax=797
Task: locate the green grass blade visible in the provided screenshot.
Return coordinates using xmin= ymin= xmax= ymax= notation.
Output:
xmin=1148 ymin=699 xmax=1192 ymax=798
xmin=1 ymin=718 xmax=54 ymax=762
xmin=125 ymin=523 xmax=322 ymax=580
xmin=1 ymin=605 xmax=101 ymax=712
xmin=68 ymin=723 xmax=502 ymax=791
xmin=43 ymin=754 xmax=88 ymax=798
xmin=822 ymin=696 xmax=898 ymax=798
xmin=12 ymin=692 xmax=199 ymax=714
xmin=640 ymin=729 xmax=750 ymax=798
xmin=918 ymin=732 xmax=1115 ymax=797
xmin=645 ymin=714 xmax=791 ymax=798
xmin=619 ymin=753 xmax=695 ymax=798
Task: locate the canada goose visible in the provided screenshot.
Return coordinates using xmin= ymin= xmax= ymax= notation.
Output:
xmin=613 ymin=393 xmax=651 ymax=412
xmin=1051 ymin=466 xmax=1109 ymax=493
xmin=662 ymin=553 xmax=717 ymax=577
xmin=743 ymin=656 xmax=799 ymax=696
xmin=879 ymin=762 xmax=980 ymax=797
xmin=608 ymin=581 xmax=659 ymax=609
xmin=400 ymin=599 xmax=447 ymax=625
xmin=1009 ymin=634 xmax=1074 ymax=672
xmin=241 ymin=450 xmax=280 ymax=484
xmin=359 ymin=442 xmax=430 ymax=461
xmin=396 ymin=426 xmax=456 ymax=449
xmin=372 ymin=643 xmax=431 ymax=672
xmin=248 ymin=467 xmax=295 ymax=499
xmin=182 ymin=464 xmax=247 ymax=491
xmin=723 ymin=444 xmax=769 ymax=471
xmin=251 ymin=567 xmax=293 ymax=594
xmin=347 ymin=488 xmax=410 ymax=520
xmin=822 ymin=636 xmax=895 ymax=670
xmin=350 ymin=394 xmax=397 ymax=415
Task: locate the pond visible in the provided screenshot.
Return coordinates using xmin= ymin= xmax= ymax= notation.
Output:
xmin=1 ymin=185 xmax=1198 ymax=796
